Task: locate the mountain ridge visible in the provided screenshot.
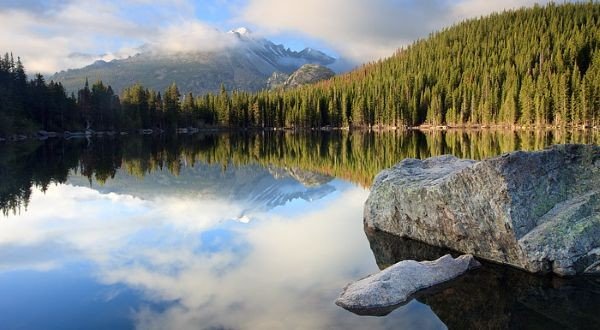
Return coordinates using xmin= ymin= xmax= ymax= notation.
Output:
xmin=50 ymin=28 xmax=342 ymax=95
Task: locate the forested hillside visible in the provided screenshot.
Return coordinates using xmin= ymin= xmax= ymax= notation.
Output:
xmin=1 ymin=2 xmax=599 ymax=135
xmin=199 ymin=2 xmax=600 ymax=128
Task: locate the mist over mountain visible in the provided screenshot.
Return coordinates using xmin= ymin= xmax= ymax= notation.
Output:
xmin=49 ymin=28 xmax=347 ymax=95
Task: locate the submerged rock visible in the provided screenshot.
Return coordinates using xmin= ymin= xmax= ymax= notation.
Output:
xmin=365 ymin=144 xmax=600 ymax=276
xmin=335 ymin=254 xmax=480 ymax=312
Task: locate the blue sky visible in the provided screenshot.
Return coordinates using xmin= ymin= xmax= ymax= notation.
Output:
xmin=0 ymin=0 xmax=581 ymax=74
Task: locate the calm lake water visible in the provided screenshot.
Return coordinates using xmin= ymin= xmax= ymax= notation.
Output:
xmin=0 ymin=130 xmax=599 ymax=330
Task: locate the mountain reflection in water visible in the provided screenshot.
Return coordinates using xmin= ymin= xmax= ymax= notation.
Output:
xmin=0 ymin=129 xmax=599 ymax=329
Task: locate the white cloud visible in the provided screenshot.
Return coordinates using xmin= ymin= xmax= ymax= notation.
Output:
xmin=240 ymin=0 xmax=580 ymax=63
xmin=0 ymin=2 xmax=147 ymax=74
xmin=0 ymin=0 xmax=229 ymax=74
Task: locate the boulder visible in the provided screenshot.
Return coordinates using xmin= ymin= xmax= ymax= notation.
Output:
xmin=335 ymin=254 xmax=480 ymax=312
xmin=365 ymin=144 xmax=600 ymax=276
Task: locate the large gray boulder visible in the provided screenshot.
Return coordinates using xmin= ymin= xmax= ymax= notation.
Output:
xmin=336 ymin=254 xmax=480 ymax=311
xmin=365 ymin=144 xmax=600 ymax=276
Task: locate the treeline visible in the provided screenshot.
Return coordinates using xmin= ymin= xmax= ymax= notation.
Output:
xmin=0 ymin=51 xmax=223 ymax=135
xmin=0 ymin=52 xmax=213 ymax=135
xmin=0 ymin=53 xmax=118 ymax=135
xmin=0 ymin=54 xmax=79 ymax=134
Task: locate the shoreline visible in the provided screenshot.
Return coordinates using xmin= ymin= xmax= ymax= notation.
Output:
xmin=1 ymin=125 xmax=599 ymax=143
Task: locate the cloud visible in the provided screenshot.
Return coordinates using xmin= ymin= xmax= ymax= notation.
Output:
xmin=150 ymin=20 xmax=238 ymax=54
xmin=0 ymin=1 xmax=149 ymax=74
xmin=240 ymin=0 xmax=580 ymax=63
xmin=0 ymin=0 xmax=71 ymax=14
xmin=0 ymin=0 xmax=229 ymax=74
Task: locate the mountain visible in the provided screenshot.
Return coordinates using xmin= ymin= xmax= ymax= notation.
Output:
xmin=49 ymin=28 xmax=340 ymax=95
xmin=267 ymin=64 xmax=335 ymax=90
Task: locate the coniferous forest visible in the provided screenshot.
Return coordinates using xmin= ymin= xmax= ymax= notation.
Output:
xmin=1 ymin=2 xmax=599 ymax=137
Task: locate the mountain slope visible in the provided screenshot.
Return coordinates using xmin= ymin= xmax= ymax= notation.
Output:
xmin=50 ymin=28 xmax=338 ymax=95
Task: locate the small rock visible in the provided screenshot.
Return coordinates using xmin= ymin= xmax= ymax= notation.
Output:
xmin=335 ymin=254 xmax=480 ymax=311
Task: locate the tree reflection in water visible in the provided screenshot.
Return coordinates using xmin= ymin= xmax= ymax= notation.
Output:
xmin=1 ymin=129 xmax=599 ymax=216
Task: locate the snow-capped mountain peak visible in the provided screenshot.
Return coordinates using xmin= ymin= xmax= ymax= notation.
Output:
xmin=228 ymin=27 xmax=252 ymax=36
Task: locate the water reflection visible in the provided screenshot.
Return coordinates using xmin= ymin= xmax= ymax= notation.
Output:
xmin=1 ymin=130 xmax=599 ymax=329
xmin=2 ymin=129 xmax=600 ymax=216
xmin=364 ymin=228 xmax=600 ymax=329
xmin=0 ymin=164 xmax=446 ymax=329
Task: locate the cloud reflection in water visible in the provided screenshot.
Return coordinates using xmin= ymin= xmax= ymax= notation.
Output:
xmin=0 ymin=171 xmax=446 ymax=330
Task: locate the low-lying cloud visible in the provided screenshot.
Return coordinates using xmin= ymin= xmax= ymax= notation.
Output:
xmin=150 ymin=21 xmax=238 ymax=54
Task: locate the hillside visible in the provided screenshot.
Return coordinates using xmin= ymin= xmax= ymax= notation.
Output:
xmin=49 ymin=28 xmax=338 ymax=95
xmin=195 ymin=2 xmax=600 ymax=128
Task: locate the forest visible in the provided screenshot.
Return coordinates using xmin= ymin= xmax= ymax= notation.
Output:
xmin=0 ymin=2 xmax=599 ymax=136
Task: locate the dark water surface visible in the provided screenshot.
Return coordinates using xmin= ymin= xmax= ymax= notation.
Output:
xmin=0 ymin=130 xmax=599 ymax=329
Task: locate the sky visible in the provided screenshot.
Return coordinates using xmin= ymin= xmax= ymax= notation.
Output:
xmin=0 ymin=0 xmax=582 ymax=74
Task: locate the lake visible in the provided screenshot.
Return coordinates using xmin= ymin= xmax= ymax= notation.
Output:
xmin=0 ymin=130 xmax=599 ymax=330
